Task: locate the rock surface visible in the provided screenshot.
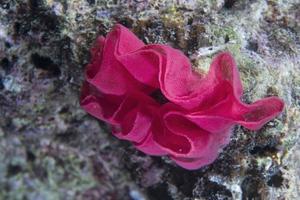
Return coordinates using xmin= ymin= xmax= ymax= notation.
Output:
xmin=0 ymin=0 xmax=299 ymax=200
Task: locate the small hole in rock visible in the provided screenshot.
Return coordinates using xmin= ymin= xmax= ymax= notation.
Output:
xmin=147 ymin=183 xmax=173 ymax=200
xmin=247 ymin=41 xmax=259 ymax=52
xmin=169 ymin=168 xmax=198 ymax=197
xmin=188 ymin=18 xmax=193 ymax=25
xmin=267 ymin=170 xmax=284 ymax=188
xmin=31 ymin=53 xmax=61 ymax=76
xmin=1 ymin=58 xmax=11 ymax=72
xmin=26 ymin=150 xmax=36 ymax=162
xmin=0 ymin=76 xmax=4 ymax=90
xmin=249 ymin=145 xmax=278 ymax=156
xmin=199 ymin=179 xmax=233 ymax=199
xmin=241 ymin=176 xmax=263 ymax=200
xmin=117 ymin=17 xmax=134 ymax=28
xmin=224 ymin=0 xmax=236 ymax=9
xmin=7 ymin=164 xmax=22 ymax=176
xmin=28 ymin=0 xmax=43 ymax=10
xmin=1 ymin=3 xmax=10 ymax=9
xmin=14 ymin=22 xmax=21 ymax=35
xmin=59 ymin=106 xmax=69 ymax=114
xmin=225 ymin=35 xmax=230 ymax=43
xmin=5 ymin=42 xmax=11 ymax=48
xmin=86 ymin=0 xmax=95 ymax=5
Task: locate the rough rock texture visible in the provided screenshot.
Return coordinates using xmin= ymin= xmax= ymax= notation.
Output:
xmin=0 ymin=0 xmax=299 ymax=200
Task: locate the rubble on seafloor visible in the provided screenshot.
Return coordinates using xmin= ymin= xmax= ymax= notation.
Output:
xmin=0 ymin=0 xmax=299 ymax=199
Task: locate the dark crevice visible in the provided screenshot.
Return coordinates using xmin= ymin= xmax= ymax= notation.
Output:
xmin=86 ymin=0 xmax=96 ymax=5
xmin=267 ymin=171 xmax=284 ymax=188
xmin=267 ymin=166 xmax=284 ymax=188
xmin=26 ymin=150 xmax=36 ymax=162
xmin=28 ymin=0 xmax=44 ymax=10
xmin=247 ymin=41 xmax=259 ymax=52
xmin=31 ymin=53 xmax=61 ymax=76
xmin=241 ymin=176 xmax=264 ymax=200
xmin=147 ymin=183 xmax=173 ymax=200
xmin=169 ymin=168 xmax=198 ymax=197
xmin=225 ymin=35 xmax=230 ymax=43
xmin=150 ymin=89 xmax=169 ymax=105
xmin=7 ymin=164 xmax=22 ymax=176
xmin=1 ymin=58 xmax=12 ymax=73
xmin=198 ymin=178 xmax=233 ymax=200
xmin=224 ymin=0 xmax=237 ymax=9
xmin=0 ymin=76 xmax=4 ymax=90
xmin=249 ymin=145 xmax=278 ymax=156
